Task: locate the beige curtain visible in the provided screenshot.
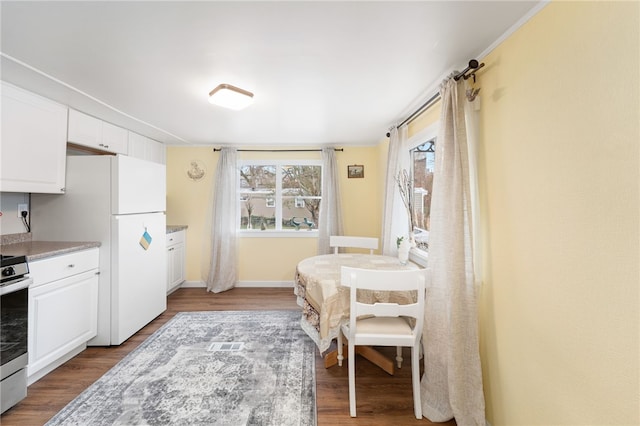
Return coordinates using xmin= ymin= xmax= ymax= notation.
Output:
xmin=420 ymin=77 xmax=485 ymax=424
xmin=317 ymin=147 xmax=343 ymax=254
xmin=205 ymin=147 xmax=238 ymax=293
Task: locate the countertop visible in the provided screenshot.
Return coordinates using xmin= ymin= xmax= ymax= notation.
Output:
xmin=167 ymin=225 xmax=188 ymax=234
xmin=0 ymin=240 xmax=101 ymax=261
xmin=0 ymin=226 xmax=187 ymax=261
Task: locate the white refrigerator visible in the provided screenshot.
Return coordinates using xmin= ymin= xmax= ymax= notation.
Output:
xmin=32 ymin=155 xmax=167 ymax=345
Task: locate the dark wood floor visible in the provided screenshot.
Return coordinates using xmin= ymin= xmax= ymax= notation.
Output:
xmin=1 ymin=287 xmax=456 ymax=425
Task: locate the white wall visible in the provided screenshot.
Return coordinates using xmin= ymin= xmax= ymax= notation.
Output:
xmin=0 ymin=192 xmax=30 ymax=235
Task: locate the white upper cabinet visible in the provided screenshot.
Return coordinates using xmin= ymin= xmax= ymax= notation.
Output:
xmin=100 ymin=121 xmax=128 ymax=154
xmin=68 ymin=109 xmax=128 ymax=155
xmin=1 ymin=82 xmax=68 ymax=194
xmin=127 ymin=131 xmax=166 ymax=165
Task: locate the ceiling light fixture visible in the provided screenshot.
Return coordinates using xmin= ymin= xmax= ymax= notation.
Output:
xmin=208 ymin=84 xmax=254 ymax=110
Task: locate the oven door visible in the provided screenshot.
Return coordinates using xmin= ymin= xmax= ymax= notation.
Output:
xmin=1 ymin=278 xmax=30 ymax=377
xmin=1 ymin=277 xmax=30 ymax=414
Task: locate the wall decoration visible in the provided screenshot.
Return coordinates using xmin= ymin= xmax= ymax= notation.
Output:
xmin=347 ymin=164 xmax=364 ymax=179
xmin=186 ymin=160 xmax=206 ymax=181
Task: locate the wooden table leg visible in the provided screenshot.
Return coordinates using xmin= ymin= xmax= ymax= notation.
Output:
xmin=323 ymin=345 xmax=395 ymax=375
xmin=355 ymin=346 xmax=395 ymax=375
xmin=324 ymin=349 xmax=340 ymax=368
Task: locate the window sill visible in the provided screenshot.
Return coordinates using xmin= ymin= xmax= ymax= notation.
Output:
xmin=239 ymin=230 xmax=318 ymax=238
xmin=409 ymin=248 xmax=428 ymax=268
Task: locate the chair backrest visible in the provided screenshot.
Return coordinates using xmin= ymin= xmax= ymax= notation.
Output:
xmin=330 ymin=236 xmax=379 ymax=254
xmin=340 ymin=266 xmax=427 ymax=339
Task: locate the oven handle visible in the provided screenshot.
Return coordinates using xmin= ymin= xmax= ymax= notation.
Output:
xmin=0 ymin=277 xmax=32 ymax=296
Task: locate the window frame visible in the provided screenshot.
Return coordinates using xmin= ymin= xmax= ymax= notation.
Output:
xmin=237 ymin=159 xmax=322 ymax=237
xmin=406 ymin=122 xmax=438 ymax=266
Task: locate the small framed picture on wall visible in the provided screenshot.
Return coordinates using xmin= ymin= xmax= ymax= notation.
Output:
xmin=348 ymin=164 xmax=364 ymax=179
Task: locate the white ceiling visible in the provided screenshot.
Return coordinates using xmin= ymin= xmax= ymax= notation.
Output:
xmin=1 ymin=1 xmax=543 ymax=147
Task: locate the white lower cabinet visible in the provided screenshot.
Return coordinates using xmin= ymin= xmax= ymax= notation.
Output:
xmin=27 ymin=248 xmax=99 ymax=384
xmin=166 ymin=230 xmax=185 ymax=294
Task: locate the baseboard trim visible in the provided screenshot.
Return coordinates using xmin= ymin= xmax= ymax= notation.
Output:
xmin=179 ymin=280 xmax=294 ymax=289
xmin=236 ymin=281 xmax=294 ymax=288
xmin=27 ymin=343 xmax=86 ymax=386
xmin=180 ymin=280 xmax=205 ymax=288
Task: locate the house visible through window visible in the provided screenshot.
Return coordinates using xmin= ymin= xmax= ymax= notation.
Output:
xmin=411 ymin=139 xmax=435 ymax=251
xmin=239 ymin=161 xmax=322 ymax=232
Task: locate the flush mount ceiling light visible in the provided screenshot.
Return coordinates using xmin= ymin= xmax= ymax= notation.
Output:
xmin=208 ymin=84 xmax=254 ymax=110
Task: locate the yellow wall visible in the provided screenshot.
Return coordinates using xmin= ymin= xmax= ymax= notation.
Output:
xmin=166 ymin=145 xmax=382 ymax=283
xmin=400 ymin=1 xmax=638 ymax=424
xmin=166 ymin=146 xmax=216 ymax=285
xmin=166 ymin=2 xmax=639 ymax=423
xmin=475 ymin=2 xmax=638 ymax=424
xmin=408 ymin=102 xmax=441 ymax=138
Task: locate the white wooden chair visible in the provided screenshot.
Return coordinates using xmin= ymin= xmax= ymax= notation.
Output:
xmin=329 ymin=235 xmax=378 ymax=254
xmin=337 ymin=266 xmax=426 ymax=419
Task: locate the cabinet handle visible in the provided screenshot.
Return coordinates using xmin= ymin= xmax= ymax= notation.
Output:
xmin=168 ymin=247 xmax=174 ymax=251
xmin=67 ymin=264 xmax=75 ymax=268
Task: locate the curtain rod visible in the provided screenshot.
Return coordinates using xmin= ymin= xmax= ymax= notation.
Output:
xmin=387 ymin=92 xmax=441 ymax=137
xmin=213 ymin=148 xmax=343 ymax=152
xmin=386 ymin=59 xmax=484 ymax=137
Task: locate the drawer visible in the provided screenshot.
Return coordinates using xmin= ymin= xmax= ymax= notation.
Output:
xmin=166 ymin=230 xmax=185 ymax=246
xmin=29 ymin=248 xmax=99 ymax=288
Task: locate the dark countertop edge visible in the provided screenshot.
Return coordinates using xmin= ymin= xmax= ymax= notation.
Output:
xmin=0 ymin=241 xmax=101 ymax=262
xmin=167 ymin=225 xmax=188 ymax=234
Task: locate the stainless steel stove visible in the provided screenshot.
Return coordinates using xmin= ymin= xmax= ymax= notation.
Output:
xmin=1 ymin=254 xmax=32 ymax=414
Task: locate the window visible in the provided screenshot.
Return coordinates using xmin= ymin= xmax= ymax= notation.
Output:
xmin=239 ymin=161 xmax=322 ymax=232
xmin=411 ymin=139 xmax=435 ymax=251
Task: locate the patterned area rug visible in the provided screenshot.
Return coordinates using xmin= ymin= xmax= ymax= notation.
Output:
xmin=46 ymin=311 xmax=316 ymax=426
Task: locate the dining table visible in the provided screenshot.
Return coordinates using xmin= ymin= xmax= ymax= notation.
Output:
xmin=294 ymin=253 xmax=418 ymax=374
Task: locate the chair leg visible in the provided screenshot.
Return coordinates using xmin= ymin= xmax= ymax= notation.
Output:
xmin=396 ymin=346 xmax=403 ymax=368
xmin=337 ymin=331 xmax=344 ymax=367
xmin=411 ymin=345 xmax=422 ymax=419
xmin=348 ymin=342 xmax=357 ymax=417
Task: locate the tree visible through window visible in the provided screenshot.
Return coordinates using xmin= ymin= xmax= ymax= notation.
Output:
xmin=411 ymin=139 xmax=435 ymax=250
xmin=239 ymin=161 xmax=322 ymax=231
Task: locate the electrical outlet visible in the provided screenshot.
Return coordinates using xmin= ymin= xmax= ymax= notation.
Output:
xmin=17 ymin=203 xmax=28 ymax=218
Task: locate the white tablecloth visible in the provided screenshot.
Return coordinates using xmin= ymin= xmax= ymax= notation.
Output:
xmin=294 ymin=253 xmax=417 ymax=353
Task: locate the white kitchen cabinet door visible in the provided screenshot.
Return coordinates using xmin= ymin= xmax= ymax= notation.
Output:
xmin=128 ymin=131 xmax=166 ymax=165
xmin=68 ymin=109 xmax=128 ymax=155
xmin=127 ymin=131 xmax=147 ymax=159
xmin=101 ymin=121 xmax=129 ymax=154
xmin=28 ymin=268 xmax=99 ymax=384
xmin=146 ymin=138 xmax=166 ymax=165
xmin=67 ymin=108 xmax=101 ymax=146
xmin=0 ymin=81 xmax=67 ymax=193
xmin=167 ymin=230 xmax=186 ymax=293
